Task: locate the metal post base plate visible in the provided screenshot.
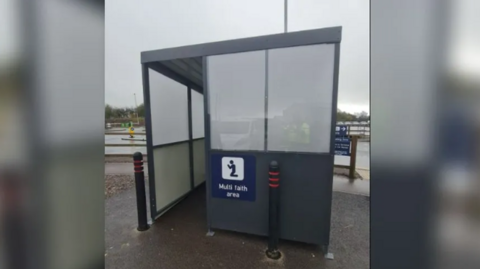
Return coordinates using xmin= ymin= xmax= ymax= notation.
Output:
xmin=206 ymin=230 xmax=215 ymax=237
xmin=324 ymin=252 xmax=334 ymax=260
xmin=266 ymin=249 xmax=282 ymax=260
xmin=137 ymin=225 xmax=150 ymax=232
xmin=321 ymin=245 xmax=334 ymax=260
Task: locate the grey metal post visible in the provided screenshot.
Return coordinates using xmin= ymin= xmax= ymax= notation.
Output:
xmin=203 ymin=57 xmax=215 ymax=237
xmin=141 ymin=64 xmax=157 ymax=221
xmin=284 ymin=0 xmax=288 ymax=33
xmin=188 ymin=87 xmax=194 ymax=190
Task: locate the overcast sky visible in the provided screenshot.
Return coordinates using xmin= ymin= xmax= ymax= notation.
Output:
xmin=106 ymin=0 xmax=369 ymax=114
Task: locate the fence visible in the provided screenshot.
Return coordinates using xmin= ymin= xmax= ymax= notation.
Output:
xmin=337 ymin=121 xmax=370 ymax=140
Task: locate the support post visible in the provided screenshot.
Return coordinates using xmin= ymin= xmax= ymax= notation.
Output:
xmin=187 ymin=87 xmax=194 ymax=190
xmin=349 ymin=135 xmax=358 ymax=181
xmin=133 ymin=152 xmax=150 ymax=231
xmin=266 ymin=161 xmax=281 ymax=260
xmin=284 ymin=0 xmax=288 ymax=33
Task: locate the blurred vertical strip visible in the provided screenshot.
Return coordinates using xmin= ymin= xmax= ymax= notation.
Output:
xmin=435 ymin=1 xmax=480 ymax=268
xmin=0 ymin=1 xmax=105 ymax=269
xmin=371 ymin=0 xmax=446 ymax=269
xmin=372 ymin=0 xmax=480 ymax=269
xmin=1 ymin=0 xmax=32 ymax=268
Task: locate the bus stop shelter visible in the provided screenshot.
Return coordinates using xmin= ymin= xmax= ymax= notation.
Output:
xmin=140 ymin=26 xmax=342 ymax=252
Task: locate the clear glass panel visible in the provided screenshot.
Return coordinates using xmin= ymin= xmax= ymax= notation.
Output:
xmin=149 ymin=69 xmax=189 ymax=145
xmin=267 ymin=44 xmax=335 ymax=153
xmin=191 ymin=90 xmax=205 ymax=139
xmin=207 ymin=51 xmax=266 ymax=151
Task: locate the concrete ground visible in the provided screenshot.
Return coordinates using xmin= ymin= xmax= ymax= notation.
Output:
xmin=356 ymin=168 xmax=370 ymax=180
xmin=105 ymin=134 xmax=146 ymax=145
xmin=332 ymin=175 xmax=369 ymax=197
xmin=105 ymin=183 xmax=369 ymax=269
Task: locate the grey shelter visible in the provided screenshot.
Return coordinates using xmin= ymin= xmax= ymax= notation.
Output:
xmin=141 ymin=26 xmax=342 ymax=250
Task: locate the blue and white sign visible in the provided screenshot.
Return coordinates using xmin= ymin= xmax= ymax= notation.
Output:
xmin=336 ymin=125 xmax=348 ymax=137
xmin=335 ymin=137 xmax=351 ymax=156
xmin=221 ymin=157 xmax=244 ymax=180
xmin=211 ymin=154 xmax=256 ymax=201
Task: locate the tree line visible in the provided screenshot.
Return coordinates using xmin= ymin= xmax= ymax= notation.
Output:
xmin=337 ymin=109 xmax=370 ymax=122
xmin=105 ymin=104 xmax=145 ymax=119
xmin=105 ymin=104 xmax=369 ymax=122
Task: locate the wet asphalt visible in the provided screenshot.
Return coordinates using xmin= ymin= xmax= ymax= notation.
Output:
xmin=105 ymin=184 xmax=369 ymax=269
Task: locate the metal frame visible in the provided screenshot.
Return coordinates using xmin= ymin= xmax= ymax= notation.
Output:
xmin=187 ymin=87 xmax=194 ymax=190
xmin=142 ymin=27 xmax=341 ymax=63
xmin=330 ymin=43 xmax=341 ymax=155
xmin=143 ymin=64 xmax=205 ymax=221
xmin=141 ymin=64 xmax=157 ymax=220
xmin=141 ymin=26 xmax=342 ymax=226
xmin=203 ymin=56 xmax=213 ymax=231
xmin=151 ymin=138 xmax=203 ymax=150
xmin=324 ymin=42 xmax=341 ymax=247
xmin=264 ymin=50 xmax=269 ymax=151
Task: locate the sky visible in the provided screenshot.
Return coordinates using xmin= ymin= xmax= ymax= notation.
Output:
xmin=106 ymin=0 xmax=370 ymax=114
xmin=0 ymin=0 xmax=20 ymax=66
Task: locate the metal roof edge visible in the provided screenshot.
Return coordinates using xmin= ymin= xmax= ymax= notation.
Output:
xmin=141 ymin=26 xmax=342 ymax=63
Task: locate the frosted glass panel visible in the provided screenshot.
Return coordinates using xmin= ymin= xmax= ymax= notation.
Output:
xmin=207 ymin=51 xmax=266 ymax=151
xmin=149 ymin=69 xmax=189 ymax=146
xmin=267 ymin=44 xmax=335 ymax=153
xmin=192 ymin=90 xmax=205 ymax=139
xmin=153 ymin=143 xmax=191 ymax=211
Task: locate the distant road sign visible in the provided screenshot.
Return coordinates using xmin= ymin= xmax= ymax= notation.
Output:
xmin=336 ymin=125 xmax=348 ymax=136
xmin=334 ymin=137 xmax=351 ymax=156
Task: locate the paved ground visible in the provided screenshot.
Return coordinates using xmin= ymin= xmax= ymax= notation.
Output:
xmin=105 ymin=183 xmax=369 ymax=269
xmin=355 ymin=168 xmax=370 ymax=180
xmin=332 ymin=175 xmax=369 ymax=196
xmin=105 ymin=134 xmax=147 ymax=145
xmin=106 ymin=127 xmax=147 ymax=133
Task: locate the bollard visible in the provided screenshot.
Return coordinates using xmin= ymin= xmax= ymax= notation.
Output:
xmin=348 ymin=135 xmax=358 ymax=181
xmin=266 ymin=160 xmax=281 ymax=259
xmin=133 ymin=152 xmax=149 ymax=231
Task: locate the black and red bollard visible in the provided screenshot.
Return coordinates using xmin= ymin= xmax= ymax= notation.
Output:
xmin=133 ymin=152 xmax=149 ymax=231
xmin=266 ymin=160 xmax=281 ymax=259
